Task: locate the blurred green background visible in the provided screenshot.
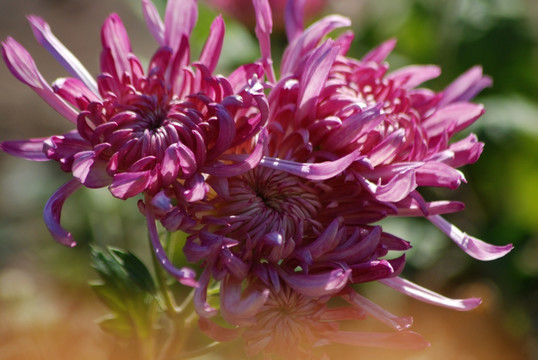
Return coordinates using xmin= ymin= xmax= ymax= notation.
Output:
xmin=0 ymin=0 xmax=536 ymax=359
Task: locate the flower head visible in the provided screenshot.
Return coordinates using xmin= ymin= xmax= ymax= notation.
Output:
xmin=1 ymin=0 xmax=268 ymax=284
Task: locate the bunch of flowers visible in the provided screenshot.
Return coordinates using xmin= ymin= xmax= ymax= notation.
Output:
xmin=0 ymin=0 xmax=512 ymax=359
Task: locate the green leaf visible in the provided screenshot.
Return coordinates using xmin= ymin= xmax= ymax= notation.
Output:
xmin=109 ymin=247 xmax=157 ymax=295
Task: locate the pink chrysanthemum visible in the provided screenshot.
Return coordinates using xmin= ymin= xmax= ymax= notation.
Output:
xmin=177 ymin=0 xmax=513 ymax=357
xmin=0 ymin=0 xmax=268 ymax=284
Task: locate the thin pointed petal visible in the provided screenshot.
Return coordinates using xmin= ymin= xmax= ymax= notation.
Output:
xmin=199 ymin=15 xmax=225 ymax=74
xmin=142 ymin=0 xmax=165 ymax=45
xmin=164 ymin=0 xmax=197 ymax=52
xmin=428 ymin=215 xmax=513 ymax=261
xmin=0 ymin=138 xmax=49 ymax=161
xmin=44 ymin=180 xmax=81 ymax=247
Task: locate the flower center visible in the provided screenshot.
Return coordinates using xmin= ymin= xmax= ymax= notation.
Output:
xmin=208 ymin=167 xmax=322 ymax=242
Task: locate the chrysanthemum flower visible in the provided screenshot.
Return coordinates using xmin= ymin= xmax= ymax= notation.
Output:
xmin=0 ymin=0 xmax=268 ymax=284
xmin=178 ymin=0 xmax=512 ymax=356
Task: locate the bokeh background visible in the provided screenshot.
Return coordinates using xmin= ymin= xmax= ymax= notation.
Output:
xmin=0 ymin=0 xmax=537 ymax=359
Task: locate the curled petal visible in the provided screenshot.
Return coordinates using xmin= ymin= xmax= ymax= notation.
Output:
xmin=72 ymin=145 xmax=111 ymax=188
xmin=428 ymin=215 xmax=513 ymax=261
xmin=374 ymin=169 xmax=417 ymax=202
xmin=145 ymin=197 xmax=197 ymax=286
xmin=109 ymin=171 xmax=152 ymax=199
xmin=260 ymin=148 xmax=360 ymax=180
xmin=0 ymin=138 xmax=49 ymax=161
xmin=44 ymin=180 xmax=82 ymax=247
xmin=194 ymin=268 xmax=218 ymax=318
xmin=280 ymin=267 xmax=351 ymax=297
xmin=221 ymin=275 xmax=269 ymax=326
xmin=28 ymin=15 xmax=98 ymax=94
xmin=381 ymin=277 xmax=481 ymax=311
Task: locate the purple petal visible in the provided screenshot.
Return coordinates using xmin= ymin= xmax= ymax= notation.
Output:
xmin=28 ymin=15 xmax=98 ymax=94
xmin=388 ymin=65 xmax=441 ymax=89
xmin=428 ymin=215 xmax=513 ymax=261
xmin=281 ymin=15 xmax=350 ymax=76
xmin=285 ymin=0 xmax=306 ymax=42
xmin=297 ymin=40 xmax=339 ymax=121
xmin=440 ymin=66 xmax=492 ymax=106
xmin=343 ymin=290 xmax=413 ymax=331
xmin=203 ymin=128 xmax=267 ymax=177
xmin=72 ymin=146 xmax=112 ymax=188
xmin=198 ymin=15 xmax=225 ymax=74
xmin=164 ymin=0 xmax=197 ymax=53
xmin=279 ymin=267 xmax=351 ymax=297
xmin=220 ymin=275 xmax=269 ymax=326
xmin=361 ymin=38 xmax=397 ymax=64
xmin=53 ymin=78 xmax=100 ymax=109
xmin=141 ymin=0 xmax=165 ymax=45
xmin=194 ymin=268 xmax=218 ymax=318
xmin=0 ymin=138 xmax=49 ymax=161
xmin=44 ymin=180 xmax=82 ymax=247
xmin=422 ymin=102 xmax=484 ymax=139
xmin=260 ymin=148 xmax=360 ymax=180
xmin=145 ymin=199 xmax=197 ymax=286
xmin=2 ymin=37 xmax=78 ymax=123
xmin=109 ymin=171 xmax=152 ymax=199
xmin=101 ymin=14 xmax=132 ymax=81
xmin=161 ymin=142 xmax=197 ymax=185
xmin=381 ymin=277 xmax=481 ymax=311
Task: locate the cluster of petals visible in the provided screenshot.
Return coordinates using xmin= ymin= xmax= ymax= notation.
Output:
xmin=1 ymin=0 xmax=270 ymax=284
xmin=1 ymin=0 xmax=515 ymax=357
xmin=176 ymin=0 xmax=513 ymax=357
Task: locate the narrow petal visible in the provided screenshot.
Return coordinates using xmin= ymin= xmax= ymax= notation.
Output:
xmin=380 ymin=277 xmax=481 ymax=311
xmin=361 ymin=38 xmax=396 ymax=64
xmin=428 ymin=215 xmax=513 ymax=261
xmin=164 ymin=0 xmax=197 ymax=52
xmin=28 ymin=15 xmax=98 ymax=94
xmin=44 ymin=180 xmax=81 ymax=247
xmin=193 ymin=268 xmax=218 ymax=318
xmin=101 ymin=13 xmax=132 ymax=81
xmin=53 ymin=77 xmax=100 ymax=109
xmin=2 ymin=37 xmax=78 ymax=123
xmin=440 ymin=66 xmax=492 ymax=106
xmin=388 ymin=65 xmax=441 ymax=89
xmin=374 ymin=169 xmax=417 ymax=202
xmin=343 ymin=290 xmax=413 ymax=331
xmin=145 ymin=197 xmax=197 ymax=286
xmin=422 ymin=102 xmax=484 ymax=139
xmin=297 ymin=40 xmax=339 ymax=122
xmin=253 ymin=0 xmax=273 ymax=61
xmin=285 ymin=0 xmax=306 ymax=42
xmin=260 ymin=148 xmax=360 ymax=180
xmin=141 ymin=0 xmax=165 ymax=45
xmin=198 ymin=15 xmax=225 ymax=74
xmin=0 ymin=138 xmax=49 ymax=161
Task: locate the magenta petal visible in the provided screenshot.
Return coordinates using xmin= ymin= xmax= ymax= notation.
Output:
xmin=101 ymin=13 xmax=132 ymax=80
xmin=28 ymin=15 xmax=98 ymax=94
xmin=53 ymin=78 xmax=100 ymax=108
xmin=72 ymin=148 xmax=112 ymax=188
xmin=343 ymin=290 xmax=413 ymax=331
xmin=415 ymin=161 xmax=465 ymax=189
xmin=145 ymin=201 xmax=197 ymax=286
xmin=109 ymin=171 xmax=151 ymax=199
xmin=199 ymin=15 xmax=225 ymax=74
xmin=260 ymin=148 xmax=360 ymax=180
xmin=361 ymin=38 xmax=396 ymax=63
xmin=374 ymin=169 xmax=417 ymax=202
xmin=280 ymin=267 xmax=351 ymax=297
xmin=297 ymin=40 xmax=339 ymax=121
xmin=164 ymin=0 xmax=197 ymax=53
xmin=388 ymin=65 xmax=441 ymax=89
xmin=44 ymin=180 xmax=82 ymax=247
xmin=428 ymin=215 xmax=513 ymax=261
xmin=0 ymin=138 xmax=49 ymax=161
xmin=285 ymin=0 xmax=306 ymax=42
xmin=253 ymin=0 xmax=273 ymax=62
xmin=324 ymin=330 xmax=430 ymax=349
xmin=423 ymin=102 xmax=485 ymax=139
xmin=221 ymin=275 xmax=269 ymax=326
xmin=381 ymin=277 xmax=482 ymax=311
xmin=141 ymin=0 xmax=165 ymax=45
xmin=440 ymin=66 xmax=492 ymax=106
